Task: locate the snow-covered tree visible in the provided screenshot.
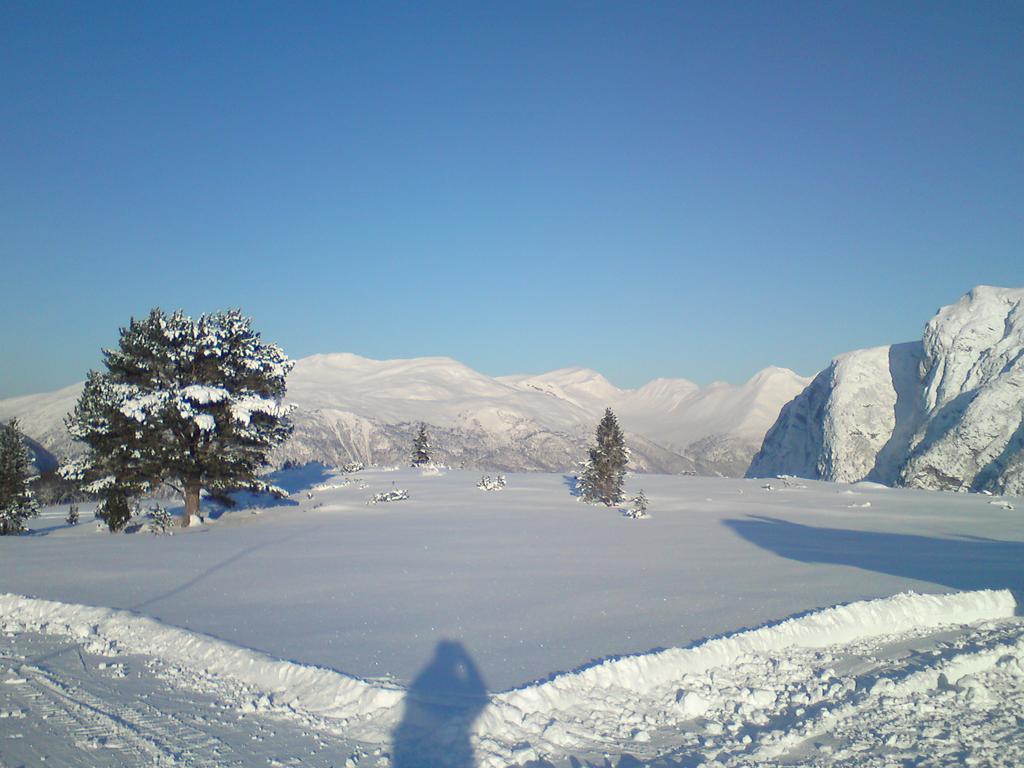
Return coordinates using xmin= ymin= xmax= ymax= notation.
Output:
xmin=579 ymin=408 xmax=629 ymax=506
xmin=411 ymin=423 xmax=431 ymax=466
xmin=626 ymin=489 xmax=649 ymax=519
xmin=63 ymin=309 xmax=294 ymax=527
xmin=0 ymin=420 xmax=40 ymax=535
xmin=574 ymin=459 xmax=596 ymax=501
xmin=148 ymin=504 xmax=174 ymax=535
xmin=477 ymin=474 xmax=506 ymax=491
xmin=98 ymin=487 xmax=133 ymax=532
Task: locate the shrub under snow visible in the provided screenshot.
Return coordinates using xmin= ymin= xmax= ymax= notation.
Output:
xmin=368 ymin=488 xmax=410 ymax=504
xmin=477 ymin=474 xmax=507 ymax=491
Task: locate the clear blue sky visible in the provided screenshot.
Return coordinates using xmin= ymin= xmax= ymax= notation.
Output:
xmin=2 ymin=1 xmax=1022 ymax=397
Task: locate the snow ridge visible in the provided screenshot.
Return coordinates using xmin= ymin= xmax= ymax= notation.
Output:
xmin=0 ymin=593 xmax=403 ymax=739
xmin=477 ymin=589 xmax=1015 ymax=760
xmin=1 ymin=589 xmax=1015 ymax=765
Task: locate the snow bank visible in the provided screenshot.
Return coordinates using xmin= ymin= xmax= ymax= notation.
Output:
xmin=0 ymin=593 xmax=403 ymax=736
xmin=496 ymin=589 xmax=1014 ymax=705
xmin=475 ymin=589 xmax=1016 ymax=760
xmin=1 ymin=589 xmax=1014 ymax=762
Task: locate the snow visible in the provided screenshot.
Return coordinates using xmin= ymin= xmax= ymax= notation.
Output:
xmin=1 ymin=466 xmax=1023 ymax=764
xmin=2 ymin=468 xmax=1022 ymax=693
xmin=1 ymin=353 xmax=809 ymax=477
xmin=179 ymin=385 xmax=230 ymax=405
xmin=750 ymin=285 xmax=1024 ymax=494
xmin=1 ymin=589 xmax=1019 ymax=766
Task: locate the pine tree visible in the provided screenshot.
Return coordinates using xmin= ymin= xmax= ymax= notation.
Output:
xmin=0 ymin=420 xmax=40 ymax=535
xmin=411 ymin=423 xmax=431 ymax=466
xmin=98 ymin=487 xmax=133 ymax=532
xmin=580 ymin=408 xmax=629 ymax=506
xmin=627 ymin=489 xmax=649 ymax=519
xmin=575 ymin=459 xmax=597 ymax=502
xmin=63 ymin=308 xmax=294 ymax=528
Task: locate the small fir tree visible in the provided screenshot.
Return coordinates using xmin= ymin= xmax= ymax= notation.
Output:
xmin=62 ymin=308 xmax=294 ymax=527
xmin=98 ymin=486 xmax=133 ymax=533
xmin=575 ymin=459 xmax=597 ymax=501
xmin=411 ymin=424 xmax=431 ymax=466
xmin=579 ymin=408 xmax=629 ymax=506
xmin=148 ymin=504 xmax=174 ymax=535
xmin=0 ymin=420 xmax=40 ymax=535
xmin=626 ymin=489 xmax=649 ymax=519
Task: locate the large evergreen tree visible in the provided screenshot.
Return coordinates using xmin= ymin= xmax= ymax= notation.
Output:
xmin=63 ymin=309 xmax=294 ymax=527
xmin=0 ymin=419 xmax=40 ymax=535
xmin=579 ymin=408 xmax=629 ymax=506
xmin=411 ymin=423 xmax=431 ymax=466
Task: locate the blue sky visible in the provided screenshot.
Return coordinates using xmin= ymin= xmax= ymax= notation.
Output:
xmin=2 ymin=1 xmax=1022 ymax=397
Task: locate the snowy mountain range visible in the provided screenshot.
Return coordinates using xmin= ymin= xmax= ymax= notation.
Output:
xmin=0 ymin=353 xmax=809 ymax=476
xmin=748 ymin=286 xmax=1024 ymax=494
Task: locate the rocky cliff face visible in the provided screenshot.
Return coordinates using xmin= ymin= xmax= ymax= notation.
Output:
xmin=748 ymin=286 xmax=1024 ymax=494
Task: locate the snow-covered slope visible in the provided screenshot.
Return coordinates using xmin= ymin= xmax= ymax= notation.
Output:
xmin=749 ymin=286 xmax=1024 ymax=493
xmin=0 ymin=353 xmax=808 ymax=476
xmin=0 ymin=383 xmax=83 ymax=461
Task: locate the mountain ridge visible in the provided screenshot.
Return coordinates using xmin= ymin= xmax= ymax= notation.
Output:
xmin=0 ymin=354 xmax=809 ymax=477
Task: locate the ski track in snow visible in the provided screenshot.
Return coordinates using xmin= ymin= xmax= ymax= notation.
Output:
xmin=0 ymin=632 xmax=358 ymax=767
xmin=2 ymin=590 xmax=1022 ymax=767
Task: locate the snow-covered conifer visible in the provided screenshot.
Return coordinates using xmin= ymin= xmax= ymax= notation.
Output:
xmin=579 ymin=408 xmax=629 ymax=506
xmin=411 ymin=424 xmax=431 ymax=467
xmin=98 ymin=487 xmax=133 ymax=533
xmin=63 ymin=308 xmax=294 ymax=527
xmin=626 ymin=489 xmax=649 ymax=519
xmin=573 ymin=459 xmax=594 ymax=502
xmin=148 ymin=504 xmax=174 ymax=535
xmin=0 ymin=420 xmax=40 ymax=535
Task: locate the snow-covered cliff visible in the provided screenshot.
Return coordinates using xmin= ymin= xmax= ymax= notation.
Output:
xmin=748 ymin=286 xmax=1024 ymax=494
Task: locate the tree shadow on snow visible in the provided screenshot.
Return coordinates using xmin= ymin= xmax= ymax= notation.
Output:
xmin=392 ymin=640 xmax=489 ymax=768
xmin=201 ymin=462 xmax=338 ymax=519
xmin=724 ymin=515 xmax=1024 ymax=613
xmin=132 ymin=525 xmax=323 ymax=612
xmin=261 ymin=462 xmax=336 ymax=494
xmin=563 ymin=474 xmax=581 ymax=498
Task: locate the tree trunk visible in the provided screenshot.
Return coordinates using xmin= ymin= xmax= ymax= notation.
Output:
xmin=183 ymin=482 xmax=201 ymax=528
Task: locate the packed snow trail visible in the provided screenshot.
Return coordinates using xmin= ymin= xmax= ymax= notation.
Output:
xmin=0 ymin=631 xmax=366 ymax=767
xmin=2 ymin=590 xmax=1021 ymax=767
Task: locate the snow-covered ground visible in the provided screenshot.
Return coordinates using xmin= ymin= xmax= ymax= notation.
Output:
xmin=2 ymin=467 xmax=1023 ymax=765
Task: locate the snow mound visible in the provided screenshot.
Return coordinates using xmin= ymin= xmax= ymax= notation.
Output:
xmin=0 ymin=593 xmax=403 ymax=738
xmin=1 ymin=589 xmax=1014 ymax=765
xmin=479 ymin=590 xmax=1015 ymax=756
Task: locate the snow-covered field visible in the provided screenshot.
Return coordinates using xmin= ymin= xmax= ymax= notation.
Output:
xmin=2 ymin=467 xmax=1023 ymax=766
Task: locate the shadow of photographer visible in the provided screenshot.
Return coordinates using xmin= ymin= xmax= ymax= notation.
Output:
xmin=392 ymin=640 xmax=490 ymax=768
